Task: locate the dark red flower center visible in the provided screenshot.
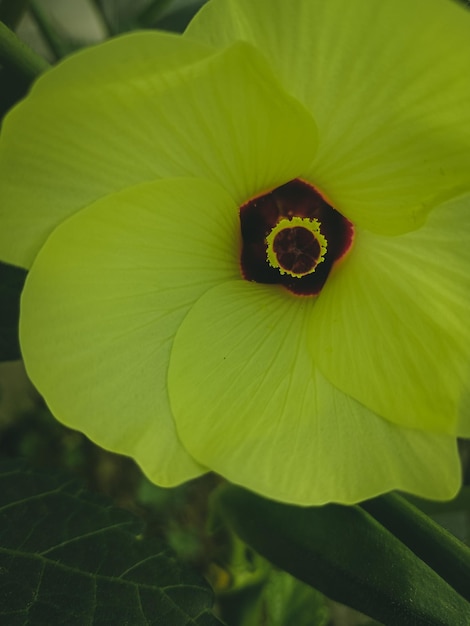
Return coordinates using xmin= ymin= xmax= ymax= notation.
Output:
xmin=239 ymin=179 xmax=354 ymax=296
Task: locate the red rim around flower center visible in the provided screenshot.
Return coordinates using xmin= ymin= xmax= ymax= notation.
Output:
xmin=239 ymin=179 xmax=354 ymax=296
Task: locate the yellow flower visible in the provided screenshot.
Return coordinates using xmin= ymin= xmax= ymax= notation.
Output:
xmin=1 ymin=0 xmax=470 ymax=504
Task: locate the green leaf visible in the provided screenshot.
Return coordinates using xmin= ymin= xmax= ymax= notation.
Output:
xmin=0 ymin=0 xmax=30 ymax=29
xmin=0 ymin=262 xmax=27 ymax=362
xmin=218 ymin=568 xmax=330 ymax=626
xmin=215 ymin=485 xmax=470 ymax=626
xmin=156 ymin=2 xmax=207 ymax=33
xmin=89 ymin=0 xmax=114 ymax=37
xmin=0 ymin=459 xmax=226 ymax=625
xmin=257 ymin=570 xmax=330 ymax=626
xmin=136 ymin=0 xmax=176 ymax=26
xmin=139 ymin=0 xmax=208 ymax=32
xmin=28 ymin=1 xmax=79 ymax=60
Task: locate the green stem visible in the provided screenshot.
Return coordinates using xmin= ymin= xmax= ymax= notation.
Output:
xmin=217 ymin=485 xmax=470 ymax=626
xmin=0 ymin=19 xmax=49 ymax=84
xmin=361 ymin=492 xmax=470 ymax=602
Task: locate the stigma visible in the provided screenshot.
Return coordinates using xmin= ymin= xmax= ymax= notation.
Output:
xmin=266 ymin=216 xmax=327 ymax=278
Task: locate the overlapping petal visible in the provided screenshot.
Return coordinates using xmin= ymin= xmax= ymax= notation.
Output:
xmin=186 ymin=0 xmax=470 ymax=235
xmin=168 ymin=281 xmax=460 ymax=505
xmin=1 ymin=0 xmax=468 ymax=505
xmin=20 ymin=178 xmax=241 ymax=486
xmin=29 ymin=31 xmax=214 ymax=95
xmin=0 ymin=36 xmax=317 ymax=268
xmin=313 ymin=193 xmax=470 ymax=438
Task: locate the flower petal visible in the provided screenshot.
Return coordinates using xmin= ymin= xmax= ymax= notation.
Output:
xmin=30 ymin=31 xmax=214 ymax=95
xmin=168 ymin=281 xmax=460 ymax=505
xmin=20 ymin=177 xmax=241 ymax=486
xmin=0 ymin=36 xmax=317 ymax=268
xmin=313 ymin=193 xmax=470 ymax=438
xmin=187 ymin=0 xmax=470 ymax=234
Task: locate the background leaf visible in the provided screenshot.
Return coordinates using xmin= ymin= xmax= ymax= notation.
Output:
xmin=254 ymin=569 xmax=330 ymax=626
xmin=150 ymin=1 xmax=208 ymax=33
xmin=135 ymin=0 xmax=207 ymax=31
xmin=0 ymin=0 xmax=30 ymax=29
xmin=0 ymin=459 xmax=226 ymax=626
xmin=0 ymin=262 xmax=27 ymax=362
xmin=218 ymin=569 xmax=330 ymax=626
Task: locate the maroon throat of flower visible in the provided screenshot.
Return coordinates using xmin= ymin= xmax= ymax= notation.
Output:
xmin=239 ymin=179 xmax=354 ymax=296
